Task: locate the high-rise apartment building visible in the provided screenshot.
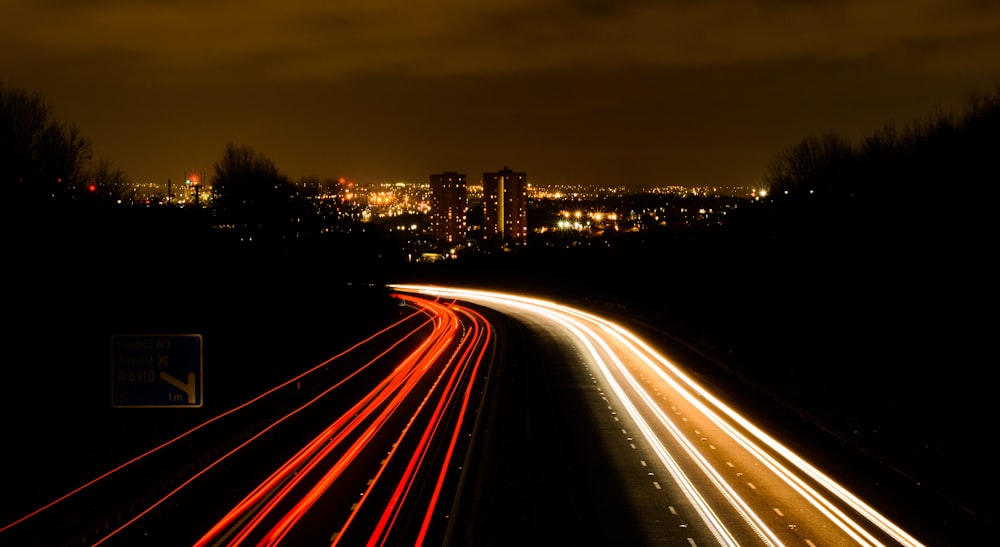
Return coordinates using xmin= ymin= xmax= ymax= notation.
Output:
xmin=429 ymin=172 xmax=468 ymax=244
xmin=482 ymin=166 xmax=527 ymax=243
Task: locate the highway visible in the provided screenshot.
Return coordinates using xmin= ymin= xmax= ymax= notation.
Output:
xmin=392 ymin=284 xmax=926 ymax=547
xmin=1 ymin=284 xmax=931 ymax=546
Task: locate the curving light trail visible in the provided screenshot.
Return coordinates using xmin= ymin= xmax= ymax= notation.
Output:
xmin=3 ymin=284 xmax=924 ymax=546
xmin=391 ymin=284 xmax=925 ymax=547
xmin=1 ymin=306 xmax=435 ymax=545
xmin=3 ymin=295 xmax=492 ymax=547
xmin=196 ymin=293 xmax=492 ymax=546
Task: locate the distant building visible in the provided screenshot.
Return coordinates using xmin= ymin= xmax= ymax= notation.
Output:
xmin=429 ymin=172 xmax=468 ymax=244
xmin=482 ymin=166 xmax=528 ymax=243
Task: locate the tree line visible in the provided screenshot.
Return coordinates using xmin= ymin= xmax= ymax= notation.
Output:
xmin=2 ymin=80 xmax=404 ymax=300
xmin=719 ymin=84 xmax=998 ymax=351
xmin=0 ymin=81 xmax=359 ymax=245
xmin=758 ymin=85 xmax=999 ymax=228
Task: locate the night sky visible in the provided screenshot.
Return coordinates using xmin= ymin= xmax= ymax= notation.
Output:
xmin=3 ymin=0 xmax=999 ymax=188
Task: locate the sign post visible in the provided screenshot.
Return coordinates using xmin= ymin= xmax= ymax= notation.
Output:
xmin=112 ymin=334 xmax=203 ymax=408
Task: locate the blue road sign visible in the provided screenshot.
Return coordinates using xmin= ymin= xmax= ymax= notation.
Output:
xmin=112 ymin=334 xmax=203 ymax=408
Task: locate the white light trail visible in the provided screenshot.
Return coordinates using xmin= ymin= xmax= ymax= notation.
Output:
xmin=391 ymin=285 xmax=925 ymax=547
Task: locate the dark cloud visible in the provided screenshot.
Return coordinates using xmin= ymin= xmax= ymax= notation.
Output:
xmin=2 ymin=0 xmax=998 ymax=186
xmin=565 ymin=0 xmax=649 ymax=18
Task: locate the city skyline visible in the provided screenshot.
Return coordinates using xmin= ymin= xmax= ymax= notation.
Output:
xmin=4 ymin=2 xmax=999 ymax=189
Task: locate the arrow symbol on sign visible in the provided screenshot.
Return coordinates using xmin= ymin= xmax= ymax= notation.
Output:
xmin=159 ymin=371 xmax=196 ymax=404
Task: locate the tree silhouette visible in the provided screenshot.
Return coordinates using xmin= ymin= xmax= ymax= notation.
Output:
xmin=1 ymin=82 xmax=91 ymax=204
xmin=763 ymin=86 xmax=1000 ymax=207
xmin=209 ymin=142 xmax=308 ymax=243
xmin=86 ymin=157 xmax=131 ymax=204
xmin=726 ymin=84 xmax=1000 ymax=382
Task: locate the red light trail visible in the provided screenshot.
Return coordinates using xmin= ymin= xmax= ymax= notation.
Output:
xmin=2 ymin=296 xmax=493 ymax=546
